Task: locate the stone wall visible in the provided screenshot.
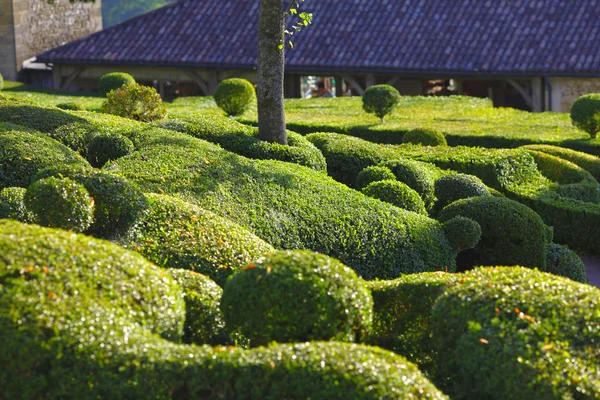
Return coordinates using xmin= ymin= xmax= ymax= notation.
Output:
xmin=550 ymin=77 xmax=600 ymax=113
xmin=0 ymin=0 xmax=17 ymax=80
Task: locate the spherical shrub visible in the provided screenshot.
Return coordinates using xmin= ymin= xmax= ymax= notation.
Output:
xmin=35 ymin=166 xmax=148 ymax=237
xmin=101 ymin=83 xmax=166 ymax=122
xmin=434 ymin=173 xmax=490 ymax=211
xmin=221 ymin=250 xmax=373 ymax=346
xmin=0 ymin=187 xmax=34 ymax=222
xmin=55 ymin=102 xmax=83 ymax=111
xmin=402 ymin=128 xmax=447 ymax=147
xmin=438 ymin=196 xmax=548 ymax=271
xmin=379 ymin=159 xmax=436 ymax=209
xmin=442 ymin=216 xmax=482 ymax=252
xmin=570 ymin=93 xmax=600 ymax=138
xmin=24 ymin=177 xmax=94 ymax=232
xmin=355 ymin=165 xmax=397 ymax=190
xmin=362 ymin=84 xmax=401 ymax=122
xmin=362 ymin=180 xmax=427 ymax=215
xmin=214 ymin=78 xmax=256 ymax=116
xmin=87 ymin=132 xmax=135 ymax=167
xmin=98 ymin=72 xmax=136 ymax=96
xmin=545 ymin=243 xmax=587 ymax=283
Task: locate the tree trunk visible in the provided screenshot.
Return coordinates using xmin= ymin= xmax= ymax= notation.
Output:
xmin=257 ymin=0 xmax=287 ymax=144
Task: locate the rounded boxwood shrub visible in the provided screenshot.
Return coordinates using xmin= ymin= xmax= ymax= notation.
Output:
xmin=214 ymin=78 xmax=256 ymax=116
xmin=442 ymin=216 xmax=482 ymax=252
xmin=98 ymin=72 xmax=136 ymax=96
xmin=166 ymin=269 xmax=231 ymax=345
xmin=101 ymin=83 xmax=166 ymax=122
xmin=432 ymin=267 xmax=600 ymax=400
xmin=402 ymin=128 xmax=447 ymax=147
xmin=438 ymin=196 xmax=548 ymax=271
xmin=56 ymin=102 xmax=84 ymax=111
xmin=24 ymin=176 xmax=94 ymax=232
xmin=362 ymin=84 xmax=401 ymax=122
xmin=0 ymin=130 xmax=90 ymax=189
xmin=0 ymin=187 xmax=34 ymax=222
xmin=379 ymin=158 xmax=437 ymax=209
xmin=120 ymin=194 xmax=273 ymax=285
xmin=545 ymin=243 xmax=587 ymax=283
xmin=221 ymin=250 xmax=374 ymax=346
xmin=355 ymin=165 xmax=397 ymax=190
xmin=35 ymin=166 xmax=148 ymax=237
xmin=362 ymin=180 xmax=427 ymax=215
xmin=570 ymin=93 xmax=600 ymax=138
xmin=434 ymin=173 xmax=490 ymax=211
xmin=87 ymin=132 xmax=135 ymax=167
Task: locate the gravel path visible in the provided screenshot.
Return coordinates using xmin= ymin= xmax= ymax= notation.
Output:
xmin=578 ymin=252 xmax=600 ymax=288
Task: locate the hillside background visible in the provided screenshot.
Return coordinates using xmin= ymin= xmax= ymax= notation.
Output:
xmin=102 ymin=0 xmax=175 ymax=27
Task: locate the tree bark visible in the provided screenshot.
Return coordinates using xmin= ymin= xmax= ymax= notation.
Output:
xmin=257 ymin=0 xmax=287 ymax=144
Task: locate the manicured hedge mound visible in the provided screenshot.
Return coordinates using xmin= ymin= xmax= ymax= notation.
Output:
xmin=222 ymin=250 xmax=373 ymax=346
xmin=545 ymin=243 xmax=587 ymax=283
xmin=355 ymin=165 xmax=397 ymax=189
xmin=214 ymin=78 xmax=255 ymax=116
xmin=362 ymin=180 xmax=427 ymax=215
xmin=379 ymin=159 xmax=437 ymax=209
xmin=98 ymin=72 xmax=136 ymax=96
xmin=107 ymin=136 xmax=457 ymax=279
xmin=402 ymin=128 xmax=447 ymax=147
xmin=0 ymin=129 xmax=90 ymax=189
xmin=0 ymin=220 xmax=447 ymax=399
xmin=521 ymin=144 xmax=600 ymax=181
xmin=432 ymin=267 xmax=600 ymax=400
xmin=120 ymin=194 xmax=273 ymax=285
xmin=0 ymin=187 xmax=34 ymax=222
xmin=87 ymin=132 xmax=135 ymax=167
xmin=438 ymin=196 xmax=548 ymax=271
xmin=441 ymin=216 xmax=482 ymax=253
xmin=155 ymin=115 xmax=327 ymax=171
xmin=434 ymin=173 xmax=490 ymax=212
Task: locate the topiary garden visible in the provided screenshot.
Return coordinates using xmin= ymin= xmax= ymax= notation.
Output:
xmin=0 ymin=87 xmax=598 ymax=399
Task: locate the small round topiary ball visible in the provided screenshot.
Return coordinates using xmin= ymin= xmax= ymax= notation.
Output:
xmin=221 ymin=250 xmax=373 ymax=346
xmin=355 ymin=165 xmax=397 ymax=190
xmin=98 ymin=72 xmax=136 ymax=97
xmin=442 ymin=216 xmax=482 ymax=252
xmin=434 ymin=173 xmax=490 ymax=211
xmin=570 ymin=93 xmax=600 ymax=138
xmin=545 ymin=243 xmax=587 ymax=283
xmin=362 ymin=84 xmax=401 ymax=122
xmin=402 ymin=128 xmax=447 ymax=147
xmin=362 ymin=179 xmax=427 ymax=215
xmin=24 ymin=177 xmax=94 ymax=232
xmin=87 ymin=132 xmax=135 ymax=168
xmin=0 ymin=187 xmax=34 ymax=223
xmin=214 ymin=78 xmax=256 ymax=116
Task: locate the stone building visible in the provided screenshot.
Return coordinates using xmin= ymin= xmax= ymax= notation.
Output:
xmin=0 ymin=0 xmax=102 ymax=82
xmin=32 ymin=0 xmax=600 ymax=112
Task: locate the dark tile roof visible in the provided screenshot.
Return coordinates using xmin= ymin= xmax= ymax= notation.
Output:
xmin=37 ymin=0 xmax=600 ymax=76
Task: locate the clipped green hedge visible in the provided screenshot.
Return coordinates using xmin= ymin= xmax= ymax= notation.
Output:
xmin=434 ymin=173 xmax=490 ymax=212
xmin=570 ymin=93 xmax=600 ymax=138
xmin=0 ymin=129 xmax=90 ymax=189
xmin=107 ymin=136 xmax=457 ymax=279
xmin=355 ymin=165 xmax=397 ymax=190
xmin=438 ymin=196 xmax=548 ymax=271
xmin=119 ymin=193 xmax=273 ymax=285
xmin=545 ymin=243 xmax=587 ymax=283
xmin=521 ymin=144 xmax=600 ymax=181
xmin=221 ymin=250 xmax=373 ymax=346
xmin=379 ymin=158 xmax=437 ymax=209
xmin=432 ymin=267 xmax=600 ymax=400
xmin=98 ymin=72 xmax=136 ymax=96
xmin=402 ymin=128 xmax=447 ymax=147
xmin=0 ymin=187 xmax=34 ymax=222
xmin=362 ymin=84 xmax=401 ymax=122
xmin=87 ymin=132 xmax=135 ymax=167
xmin=0 ymin=220 xmax=447 ymax=399
xmin=56 ymin=102 xmax=84 ymax=111
xmin=35 ymin=166 xmax=148 ymax=238
xmin=154 ymin=115 xmax=327 ymax=171
xmin=362 ymin=180 xmax=427 ymax=215
xmin=441 ymin=216 xmax=482 ymax=253
xmin=214 ymin=78 xmax=256 ymax=116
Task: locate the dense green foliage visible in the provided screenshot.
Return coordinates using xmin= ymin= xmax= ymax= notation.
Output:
xmin=214 ymin=78 xmax=256 ymax=116
xmin=438 ymin=196 xmax=548 ymax=271
xmin=355 ymin=165 xmax=397 ymax=190
xmin=362 ymin=180 xmax=427 ymax=215
xmin=56 ymin=102 xmax=84 ymax=111
xmin=432 ymin=267 xmax=600 ymax=400
xmin=155 ymin=114 xmax=327 ymax=171
xmin=0 ymin=73 xmax=3 ymax=91
xmin=221 ymin=251 xmax=373 ymax=346
xmin=24 ymin=177 xmax=94 ymax=232
xmin=402 ymin=128 xmax=447 ymax=147
xmin=0 ymin=220 xmax=446 ymax=399
xmin=0 ymin=187 xmax=34 ymax=222
xmin=0 ymin=129 xmax=90 ymax=189
xmin=434 ymin=173 xmax=490 ymax=212
xmin=362 ymin=85 xmax=401 ymax=122
xmin=101 ymin=83 xmax=166 ymax=122
xmin=570 ymin=93 xmax=600 ymax=138
xmin=120 ymin=194 xmax=273 ymax=285
xmin=378 ymin=159 xmax=437 ymax=209
xmin=441 ymin=216 xmax=482 ymax=252
xmin=98 ymin=72 xmax=136 ymax=96
xmin=545 ymin=243 xmax=587 ymax=283
xmin=87 ymin=132 xmax=135 ymax=167
xmin=35 ymin=166 xmax=148 ymax=238
xmin=521 ymin=143 xmax=600 ymax=181
xmin=165 ymin=269 xmax=231 ymax=345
